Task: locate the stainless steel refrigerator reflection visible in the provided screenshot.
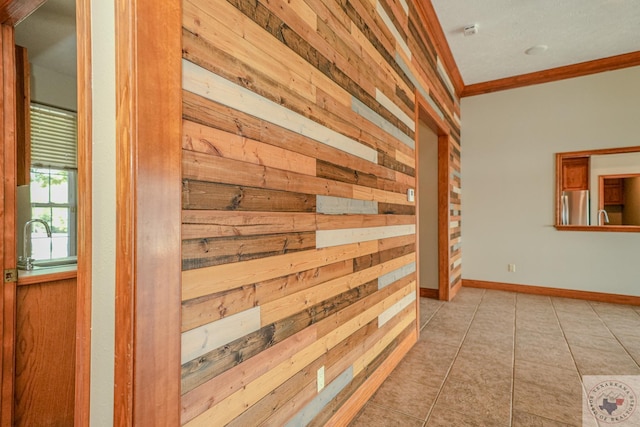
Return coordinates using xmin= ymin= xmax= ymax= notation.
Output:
xmin=561 ymin=190 xmax=589 ymax=225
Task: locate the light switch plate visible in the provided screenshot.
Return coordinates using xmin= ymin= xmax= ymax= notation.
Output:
xmin=407 ymin=188 xmax=415 ymax=202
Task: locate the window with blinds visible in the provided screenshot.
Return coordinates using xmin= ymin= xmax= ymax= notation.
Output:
xmin=28 ymin=103 xmax=78 ymax=261
xmin=30 ymin=103 xmax=77 ymax=169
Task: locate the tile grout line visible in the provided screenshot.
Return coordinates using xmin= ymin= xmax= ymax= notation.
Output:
xmin=550 ymin=297 xmax=600 ymax=426
xmin=421 ymin=289 xmax=486 ymax=426
xmin=510 ymin=294 xmax=519 ymax=427
xmin=587 ymin=301 xmax=640 ymax=371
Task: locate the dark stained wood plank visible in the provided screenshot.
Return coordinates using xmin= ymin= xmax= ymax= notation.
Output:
xmin=182 ymin=180 xmax=317 ymax=212
xmin=182 ymin=91 xmax=398 ymax=182
xmin=223 ymin=0 xmax=413 ymax=137
xmin=316 ymin=159 xmax=378 ymax=188
xmin=378 ymin=151 xmax=415 ymax=177
xmin=378 ymin=202 xmax=416 ymax=215
xmin=308 ymin=322 xmax=413 ymax=427
xmin=353 ymin=243 xmax=416 ymax=272
xmin=180 ymin=280 xmax=377 ymax=394
xmin=182 ymin=231 xmax=317 ymax=270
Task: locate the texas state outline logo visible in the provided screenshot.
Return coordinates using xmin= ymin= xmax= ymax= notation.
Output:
xmin=584 ymin=376 xmax=638 ymax=425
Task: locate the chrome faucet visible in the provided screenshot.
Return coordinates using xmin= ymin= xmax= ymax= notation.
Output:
xmin=18 ymin=219 xmax=52 ymax=270
xmin=597 ymin=209 xmax=610 ymax=226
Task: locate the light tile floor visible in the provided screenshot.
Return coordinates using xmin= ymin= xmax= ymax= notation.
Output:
xmin=349 ymin=287 xmax=640 ymax=426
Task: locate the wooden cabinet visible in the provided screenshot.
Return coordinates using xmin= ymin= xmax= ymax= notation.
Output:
xmin=14 ymin=272 xmax=76 ymax=426
xmin=604 ymin=178 xmax=624 ymax=205
xmin=562 ymin=157 xmax=589 ymax=191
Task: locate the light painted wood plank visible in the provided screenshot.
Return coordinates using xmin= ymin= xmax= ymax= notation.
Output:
xmin=348 ymin=18 xmax=412 ymax=98
xmin=181 ymin=210 xmax=317 ymax=239
xmin=353 ymin=303 xmax=415 ymax=375
xmin=378 ymin=261 xmax=416 ymax=289
xmin=316 ymin=224 xmax=415 ymax=248
xmin=184 ymin=281 xmax=413 ymax=427
xmin=182 ymin=90 xmax=396 ymax=182
xmin=182 ymin=241 xmax=379 ymax=300
xmin=351 ymin=96 xmax=415 ymax=149
xmin=182 ymin=150 xmax=353 ymax=198
xmin=180 ymin=324 xmax=318 ymax=424
xmin=182 ymin=119 xmax=316 ymax=176
xmin=183 ymin=0 xmax=318 ymax=104
xmin=377 ymin=290 xmax=416 ymax=326
xmin=181 ymin=285 xmax=255 ymax=332
xmin=316 ymin=196 xmax=378 ymax=215
xmin=375 ymin=88 xmax=414 ymax=132
xmin=183 ymin=59 xmax=378 ymax=163
xmin=375 ymin=0 xmax=411 ymax=60
xmin=181 ymin=306 xmax=261 ymax=364
xmin=284 ymin=366 xmax=353 ymax=427
xmin=260 ymin=252 xmax=415 ymax=325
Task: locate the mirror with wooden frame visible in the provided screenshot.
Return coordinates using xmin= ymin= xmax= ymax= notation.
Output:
xmin=555 ymin=146 xmax=640 ymax=232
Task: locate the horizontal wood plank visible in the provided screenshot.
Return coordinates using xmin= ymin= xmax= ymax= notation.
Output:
xmin=182 ymin=231 xmax=316 ymax=270
xmin=182 ymin=180 xmax=317 ymax=212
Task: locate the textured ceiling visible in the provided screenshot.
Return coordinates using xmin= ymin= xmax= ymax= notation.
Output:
xmin=430 ymin=0 xmax=640 ymax=85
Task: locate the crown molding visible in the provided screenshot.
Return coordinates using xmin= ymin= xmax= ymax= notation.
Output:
xmin=462 ymin=51 xmax=640 ymax=97
xmin=415 ymin=0 xmax=464 ymax=97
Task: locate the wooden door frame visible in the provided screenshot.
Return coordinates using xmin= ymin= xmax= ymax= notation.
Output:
xmin=75 ymin=0 xmax=92 ymax=424
xmin=414 ymin=93 xmax=453 ymax=302
xmin=1 ymin=22 xmax=18 ymax=427
xmin=0 ymin=0 xmax=93 ymax=424
xmin=113 ymin=0 xmax=182 ymax=424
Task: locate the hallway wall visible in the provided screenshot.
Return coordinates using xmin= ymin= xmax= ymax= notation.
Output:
xmin=461 ymin=66 xmax=640 ymax=297
xmin=178 ymin=0 xmax=461 ymax=424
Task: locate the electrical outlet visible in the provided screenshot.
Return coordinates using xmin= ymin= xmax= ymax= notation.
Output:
xmin=508 ymin=264 xmax=516 ymax=272
xmin=317 ymin=366 xmax=325 ymax=392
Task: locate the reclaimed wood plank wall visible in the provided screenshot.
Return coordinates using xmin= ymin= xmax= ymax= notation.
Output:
xmin=180 ymin=0 xmax=462 ymax=424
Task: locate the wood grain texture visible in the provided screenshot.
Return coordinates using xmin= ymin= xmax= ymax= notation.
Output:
xmin=323 ymin=328 xmax=417 ymax=426
xmin=0 ymin=0 xmax=45 ymax=25
xmin=463 ymin=51 xmax=640 ymax=97
xmin=183 ymin=119 xmax=316 ymax=176
xmin=75 ymin=0 xmax=92 ymax=422
xmin=1 ymin=23 xmax=17 ymax=426
xmin=183 ymin=180 xmax=317 ymax=212
xmin=14 ymin=45 xmax=29 ymax=186
xmin=114 ymin=0 xmax=182 ymax=424
xmin=178 ymin=0 xmax=462 ymax=423
xmin=182 ymin=90 xmax=398 ymax=181
xmin=182 ymin=241 xmax=379 ymax=300
xmin=182 ymin=210 xmax=317 ymax=239
xmin=182 ymin=231 xmax=316 ymax=270
xmin=14 ymin=278 xmax=76 ymax=426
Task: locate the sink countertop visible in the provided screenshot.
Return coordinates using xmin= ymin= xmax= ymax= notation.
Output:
xmin=17 ymin=264 xmax=77 ymax=285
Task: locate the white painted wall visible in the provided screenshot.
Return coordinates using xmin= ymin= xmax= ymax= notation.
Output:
xmin=418 ymin=120 xmax=438 ymax=289
xmin=30 ymin=64 xmax=77 ymax=111
xmin=90 ymin=0 xmax=116 ymax=424
xmin=461 ymin=66 xmax=640 ymax=296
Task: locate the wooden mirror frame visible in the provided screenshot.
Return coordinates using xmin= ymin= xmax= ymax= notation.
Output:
xmin=555 ymin=146 xmax=640 ymax=232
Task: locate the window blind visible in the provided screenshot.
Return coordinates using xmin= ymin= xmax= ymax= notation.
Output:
xmin=30 ymin=103 xmax=77 ymax=169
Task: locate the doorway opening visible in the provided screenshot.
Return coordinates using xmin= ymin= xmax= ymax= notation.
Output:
xmin=415 ymin=95 xmax=454 ymax=301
